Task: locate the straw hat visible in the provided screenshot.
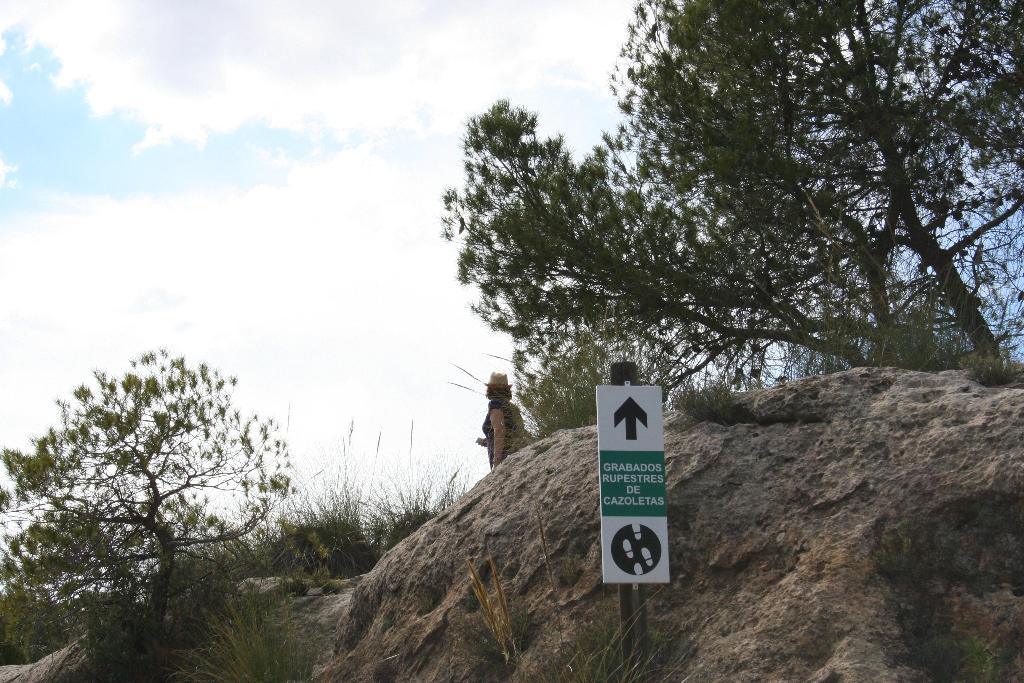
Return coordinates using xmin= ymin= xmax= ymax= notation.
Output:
xmin=487 ymin=372 xmax=510 ymax=388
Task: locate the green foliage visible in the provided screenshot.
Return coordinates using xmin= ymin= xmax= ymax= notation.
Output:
xmin=776 ymin=295 xmax=976 ymax=380
xmin=555 ymin=555 xmax=585 ymax=588
xmin=0 ymin=585 xmax=72 ymax=665
xmin=0 ymin=620 xmax=23 ymax=666
xmin=872 ymin=501 xmax=1024 ymax=682
xmin=444 ymin=0 xmax=1024 ymax=386
xmin=363 ymin=470 xmax=464 ymax=555
xmin=868 ymin=299 xmax=975 ymax=372
xmin=957 ymin=635 xmax=1004 ymax=683
xmin=671 ymin=378 xmax=744 ymax=425
xmin=81 ymin=591 xmax=164 ymax=682
xmin=463 ymin=608 xmax=532 ymax=669
xmin=0 ymin=612 xmax=28 ymax=666
xmin=544 ymin=616 xmax=680 ymax=683
xmin=251 ymin=457 xmax=466 ymax=590
xmin=961 ymin=350 xmax=1023 ymax=387
xmin=271 ymin=478 xmax=377 ymax=579
xmin=164 ymin=541 xmax=262 ymax=648
xmin=514 ymin=333 xmax=608 ymax=438
xmin=173 ymin=593 xmax=315 ymax=683
xmin=873 ymin=525 xmax=924 ymax=584
xmin=0 ymin=350 xmax=290 ymax=673
xmin=901 ymin=630 xmax=1014 ymax=683
xmin=514 ymin=327 xmax=684 ymax=437
xmin=414 ymin=585 xmax=446 ymax=615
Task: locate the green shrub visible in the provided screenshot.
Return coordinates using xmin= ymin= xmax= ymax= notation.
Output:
xmin=873 ymin=524 xmax=926 ymax=584
xmin=777 ymin=296 xmax=976 ymax=379
xmin=0 ymin=618 xmax=24 ymax=666
xmin=0 ymin=585 xmax=73 ymax=665
xmin=178 ymin=444 xmax=470 ymax=635
xmin=957 ymin=634 xmax=1004 ymax=683
xmin=413 ymin=584 xmax=447 ymax=616
xmin=81 ymin=591 xmax=164 ymax=683
xmin=903 ymin=630 xmax=1014 ymax=683
xmin=1 ymin=352 xmax=290 ymax=680
xmin=173 ymin=593 xmax=315 ymax=683
xmin=671 ymin=379 xmax=747 ymax=425
xmin=171 ymin=541 xmax=264 ymax=636
xmin=365 ymin=470 xmax=464 ymax=555
xmin=0 ymin=607 xmax=31 ymax=666
xmin=247 ymin=458 xmax=465 ymax=587
xmin=81 ymin=546 xmax=253 ymax=682
xmin=556 ymin=555 xmax=585 ymax=588
xmin=513 ymin=330 xmax=676 ymax=439
xmin=463 ymin=608 xmax=532 ymax=668
xmin=514 ymin=333 xmax=609 ymax=438
xmin=961 ymin=351 xmax=1022 ymax=387
xmin=872 ymin=506 xmax=1024 ymax=682
xmin=870 ymin=299 xmax=973 ymax=372
xmin=272 ymin=480 xmax=377 ymax=579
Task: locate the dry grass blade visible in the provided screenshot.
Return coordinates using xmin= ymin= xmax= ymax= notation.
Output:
xmin=466 ymin=554 xmax=516 ymax=663
xmin=533 ymin=506 xmax=558 ymax=594
xmin=449 ymin=362 xmax=485 ymax=385
xmin=490 ymin=555 xmax=512 ymax=650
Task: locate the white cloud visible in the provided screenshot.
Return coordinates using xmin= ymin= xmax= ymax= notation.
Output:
xmin=0 ymin=1 xmax=631 ymax=480
xmin=1 ymin=0 xmax=632 ymax=147
xmin=0 ymin=144 xmax=508 ymax=475
xmin=0 ymin=154 xmax=16 ymax=187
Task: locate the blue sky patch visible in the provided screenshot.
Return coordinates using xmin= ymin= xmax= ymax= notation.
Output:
xmin=0 ymin=31 xmax=332 ymax=221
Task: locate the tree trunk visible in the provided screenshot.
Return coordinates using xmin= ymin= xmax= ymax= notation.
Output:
xmin=892 ymin=185 xmax=998 ymax=353
xmin=149 ymin=539 xmax=175 ymax=635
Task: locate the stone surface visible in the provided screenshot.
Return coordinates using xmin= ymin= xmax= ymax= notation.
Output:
xmin=290 ymin=578 xmax=360 ymax=678
xmin=322 ymin=367 xmax=1024 ymax=682
xmin=0 ymin=643 xmax=87 ymax=683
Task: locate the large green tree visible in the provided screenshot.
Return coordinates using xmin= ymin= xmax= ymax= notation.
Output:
xmin=444 ymin=0 xmax=1024 ymax=385
xmin=1 ymin=351 xmax=290 ymax=655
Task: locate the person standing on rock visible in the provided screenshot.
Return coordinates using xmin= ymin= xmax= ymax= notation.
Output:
xmin=476 ymin=372 xmax=524 ymax=469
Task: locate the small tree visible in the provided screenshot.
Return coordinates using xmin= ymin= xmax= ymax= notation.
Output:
xmin=513 ymin=327 xmax=677 ymax=438
xmin=1 ymin=351 xmax=290 ymax=661
xmin=514 ymin=333 xmax=609 ymax=439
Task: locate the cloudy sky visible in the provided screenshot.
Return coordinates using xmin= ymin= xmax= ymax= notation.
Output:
xmin=0 ymin=1 xmax=631 ymax=483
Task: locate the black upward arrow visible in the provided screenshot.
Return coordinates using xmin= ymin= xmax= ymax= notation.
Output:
xmin=613 ymin=397 xmax=648 ymax=440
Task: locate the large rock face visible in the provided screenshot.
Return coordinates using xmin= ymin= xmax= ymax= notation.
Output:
xmin=323 ymin=368 xmax=1024 ymax=682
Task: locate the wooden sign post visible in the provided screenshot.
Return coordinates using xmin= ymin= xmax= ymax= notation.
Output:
xmin=598 ymin=361 xmax=670 ymax=667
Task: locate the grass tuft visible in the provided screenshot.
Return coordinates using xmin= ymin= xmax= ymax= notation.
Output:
xmin=365 ymin=471 xmax=463 ymax=554
xmin=247 ymin=456 xmax=467 ymax=586
xmin=544 ymin=616 xmax=681 ymax=683
xmin=173 ymin=593 xmax=315 ymax=683
xmin=961 ymin=351 xmax=1023 ymax=387
xmin=672 ymin=379 xmax=748 ymax=425
xmin=466 ymin=555 xmax=526 ymax=665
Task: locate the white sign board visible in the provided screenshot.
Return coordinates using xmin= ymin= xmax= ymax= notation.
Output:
xmin=596 ymin=384 xmax=670 ymax=584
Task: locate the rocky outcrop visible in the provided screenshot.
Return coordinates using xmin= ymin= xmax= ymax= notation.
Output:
xmin=324 ymin=367 xmax=1024 ymax=682
xmin=0 ymin=643 xmax=87 ymax=683
xmin=289 ymin=579 xmax=360 ymax=678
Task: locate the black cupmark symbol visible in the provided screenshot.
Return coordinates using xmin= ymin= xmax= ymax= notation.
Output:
xmin=610 ymin=524 xmax=661 ymax=576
